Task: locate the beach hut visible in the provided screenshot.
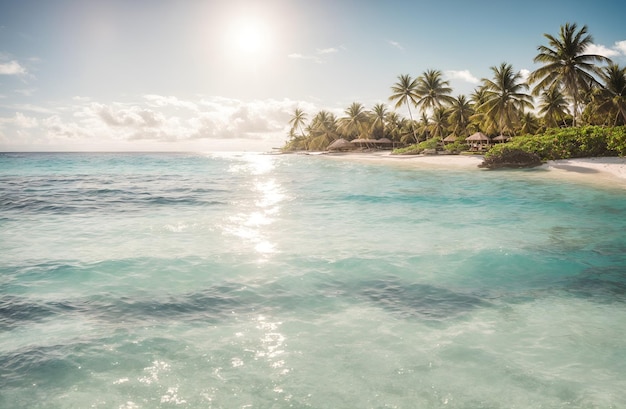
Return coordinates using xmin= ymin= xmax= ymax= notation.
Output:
xmin=492 ymin=135 xmax=510 ymax=143
xmin=351 ymin=138 xmax=377 ymax=148
xmin=374 ymin=138 xmax=394 ymax=149
xmin=443 ymin=135 xmax=457 ymax=145
xmin=327 ymin=138 xmax=356 ymax=151
xmin=465 ymin=132 xmax=491 ymax=151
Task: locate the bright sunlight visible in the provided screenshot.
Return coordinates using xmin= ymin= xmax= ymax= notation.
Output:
xmin=227 ymin=16 xmax=271 ymax=55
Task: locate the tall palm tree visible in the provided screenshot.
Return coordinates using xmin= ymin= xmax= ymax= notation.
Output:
xmin=415 ymin=69 xmax=456 ymax=114
xmin=480 ymin=62 xmax=534 ymax=135
xmin=429 ymin=107 xmax=450 ymax=141
xmin=538 ymin=87 xmax=570 ymax=128
xmin=384 ymin=111 xmax=403 ymax=144
xmin=389 ymin=74 xmax=420 ymax=142
xmin=338 ymin=102 xmax=369 ymax=139
xmin=309 ymin=110 xmax=338 ymax=150
xmin=288 ymin=108 xmax=308 ymax=138
xmin=519 ymin=112 xmax=541 ymax=135
xmin=528 ymin=23 xmax=612 ymax=126
xmin=593 ymin=63 xmax=626 ymax=126
xmin=416 ymin=112 xmax=431 ymax=142
xmin=370 ymin=103 xmax=388 ymax=138
xmin=468 ymin=87 xmax=494 ymax=134
xmin=447 ymin=95 xmax=474 ymax=136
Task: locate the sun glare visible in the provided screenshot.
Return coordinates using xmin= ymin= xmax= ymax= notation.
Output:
xmin=228 ymin=17 xmax=270 ymax=56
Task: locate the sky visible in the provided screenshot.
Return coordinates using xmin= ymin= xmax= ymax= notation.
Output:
xmin=1 ymin=0 xmax=625 ymax=152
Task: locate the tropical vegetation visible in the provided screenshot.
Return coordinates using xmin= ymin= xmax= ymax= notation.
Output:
xmin=282 ymin=23 xmax=626 ymax=160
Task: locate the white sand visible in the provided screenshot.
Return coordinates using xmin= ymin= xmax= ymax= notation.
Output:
xmin=544 ymin=157 xmax=626 ymax=179
xmin=323 ymin=151 xmax=484 ymax=168
xmin=319 ymin=151 xmax=626 ymax=187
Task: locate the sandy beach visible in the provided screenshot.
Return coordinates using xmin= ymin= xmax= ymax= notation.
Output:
xmin=319 ymin=151 xmax=626 ymax=186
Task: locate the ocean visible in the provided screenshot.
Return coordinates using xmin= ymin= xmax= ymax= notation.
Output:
xmin=1 ymin=152 xmax=625 ymax=408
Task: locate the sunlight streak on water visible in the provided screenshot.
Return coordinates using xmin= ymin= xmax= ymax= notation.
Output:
xmin=221 ymin=154 xmax=284 ymax=259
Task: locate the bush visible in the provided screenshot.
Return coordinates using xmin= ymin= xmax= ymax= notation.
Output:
xmin=480 ymin=147 xmax=542 ymax=169
xmin=485 ymin=126 xmax=624 ymax=160
xmin=392 ymin=137 xmax=439 ymax=154
xmin=606 ymin=126 xmax=626 ymax=156
xmin=443 ymin=140 xmax=469 ymax=153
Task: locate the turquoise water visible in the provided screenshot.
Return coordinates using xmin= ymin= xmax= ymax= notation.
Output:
xmin=1 ymin=152 xmax=625 ymax=408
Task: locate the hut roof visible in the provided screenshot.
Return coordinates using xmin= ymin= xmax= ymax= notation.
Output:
xmin=327 ymin=138 xmax=354 ymax=150
xmin=465 ymin=132 xmax=490 ymax=141
xmin=492 ymin=134 xmax=510 ymax=141
xmin=443 ymin=135 xmax=457 ymax=142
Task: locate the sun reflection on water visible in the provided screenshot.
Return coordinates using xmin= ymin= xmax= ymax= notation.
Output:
xmin=256 ymin=315 xmax=289 ymax=375
xmin=222 ymin=154 xmax=285 ymax=259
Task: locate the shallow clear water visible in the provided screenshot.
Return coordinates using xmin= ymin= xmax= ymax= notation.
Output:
xmin=1 ymin=152 xmax=625 ymax=408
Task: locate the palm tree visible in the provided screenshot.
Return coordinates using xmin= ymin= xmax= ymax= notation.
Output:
xmin=519 ymin=112 xmax=541 ymax=135
xmin=447 ymin=95 xmax=474 ymax=136
xmin=528 ymin=23 xmax=612 ymax=126
xmin=338 ymin=102 xmax=369 ymax=139
xmin=592 ymin=63 xmax=626 ymax=126
xmin=415 ymin=69 xmax=455 ymax=114
xmin=308 ymin=110 xmax=338 ymax=150
xmin=384 ymin=111 xmax=403 ymax=144
xmin=370 ymin=103 xmax=388 ymax=138
xmin=416 ymin=112 xmax=431 ymax=142
xmin=538 ymin=87 xmax=570 ymax=128
xmin=480 ymin=62 xmax=534 ymax=135
xmin=429 ymin=107 xmax=450 ymax=142
xmin=468 ymin=87 xmax=494 ymax=134
xmin=389 ymin=74 xmax=420 ymax=142
xmin=288 ymin=108 xmax=308 ymax=138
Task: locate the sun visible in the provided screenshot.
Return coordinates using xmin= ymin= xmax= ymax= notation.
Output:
xmin=228 ymin=17 xmax=270 ymax=56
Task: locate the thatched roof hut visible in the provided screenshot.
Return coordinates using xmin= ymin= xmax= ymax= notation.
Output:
xmin=327 ymin=138 xmax=356 ymax=151
xmin=465 ymin=132 xmax=491 ymax=151
xmin=465 ymin=132 xmax=490 ymax=142
xmin=492 ymin=135 xmax=510 ymax=143
xmin=443 ymin=135 xmax=457 ymax=144
xmin=351 ymin=138 xmax=378 ymax=147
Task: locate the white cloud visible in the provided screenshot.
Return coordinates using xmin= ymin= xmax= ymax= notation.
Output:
xmin=614 ymin=40 xmax=626 ymax=56
xmin=316 ymin=47 xmax=338 ymax=54
xmin=144 ymin=94 xmax=198 ymax=111
xmin=2 ymin=103 xmax=56 ymax=114
xmin=388 ymin=40 xmax=404 ymax=50
xmin=519 ymin=69 xmax=530 ymax=82
xmin=288 ymin=46 xmax=341 ymax=63
xmin=0 ymin=60 xmax=26 ymax=75
xmin=0 ymin=112 xmax=38 ymax=128
xmin=42 ymin=115 xmax=88 ymax=139
xmin=586 ymin=43 xmax=621 ymax=58
xmin=585 ymin=40 xmax=626 ymax=58
xmin=13 ymin=112 xmax=38 ymax=128
xmin=445 ymin=70 xmax=480 ymax=84
xmin=93 ymin=103 xmax=164 ymax=129
xmin=0 ymin=96 xmax=317 ymax=151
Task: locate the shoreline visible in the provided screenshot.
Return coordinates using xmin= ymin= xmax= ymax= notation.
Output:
xmin=311 ymin=151 xmax=626 ymax=187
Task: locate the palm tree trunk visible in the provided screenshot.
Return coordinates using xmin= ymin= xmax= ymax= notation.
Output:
xmin=572 ymin=92 xmax=578 ymax=127
xmin=405 ymin=102 xmax=418 ymax=143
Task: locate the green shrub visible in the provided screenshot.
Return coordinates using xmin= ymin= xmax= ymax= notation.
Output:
xmin=479 ymin=147 xmax=542 ymax=168
xmin=485 ymin=126 xmax=624 ymax=160
xmin=444 ymin=140 xmax=469 ymax=153
xmin=606 ymin=126 xmax=626 ymax=156
xmin=392 ymin=137 xmax=439 ymax=154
